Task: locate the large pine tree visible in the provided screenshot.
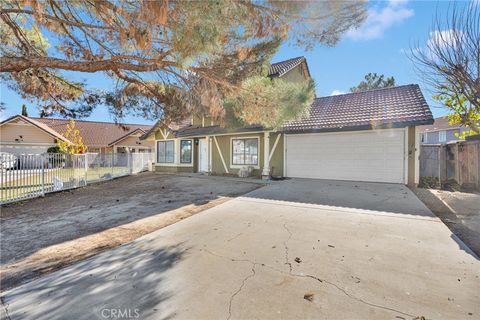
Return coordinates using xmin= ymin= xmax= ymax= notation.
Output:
xmin=1 ymin=1 xmax=367 ymax=127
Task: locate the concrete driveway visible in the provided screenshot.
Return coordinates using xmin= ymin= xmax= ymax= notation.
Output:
xmin=2 ymin=179 xmax=479 ymax=320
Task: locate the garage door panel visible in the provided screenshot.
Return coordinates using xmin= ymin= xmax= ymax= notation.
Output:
xmin=285 ymin=130 xmax=405 ymax=184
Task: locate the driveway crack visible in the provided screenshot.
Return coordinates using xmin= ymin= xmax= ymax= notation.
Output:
xmin=1 ymin=296 xmax=12 ymax=320
xmin=227 ymin=264 xmax=256 ymax=320
xmin=283 ymin=223 xmax=293 ymax=273
xmin=202 ymin=248 xmax=415 ymax=319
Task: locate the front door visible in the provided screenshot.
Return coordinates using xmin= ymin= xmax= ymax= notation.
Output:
xmin=198 ymin=138 xmax=208 ymax=172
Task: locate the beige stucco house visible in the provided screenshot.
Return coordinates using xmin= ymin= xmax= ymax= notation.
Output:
xmin=142 ymin=56 xmax=434 ymax=185
xmin=0 ymin=115 xmax=154 ymax=154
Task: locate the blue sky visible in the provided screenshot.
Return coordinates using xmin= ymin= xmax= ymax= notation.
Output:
xmin=0 ymin=0 xmax=469 ymax=124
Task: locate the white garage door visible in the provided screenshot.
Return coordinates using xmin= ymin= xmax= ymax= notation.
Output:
xmin=285 ymin=129 xmax=406 ymax=183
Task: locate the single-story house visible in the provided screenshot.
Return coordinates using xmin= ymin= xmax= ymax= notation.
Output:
xmin=418 ymin=116 xmax=469 ymax=144
xmin=142 ymin=57 xmax=434 ymax=185
xmin=0 ymin=115 xmax=154 ymax=154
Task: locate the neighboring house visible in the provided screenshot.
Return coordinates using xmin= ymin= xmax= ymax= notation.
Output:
xmin=0 ymin=115 xmax=154 ymax=154
xmin=418 ymin=116 xmax=469 ymax=144
xmin=142 ymin=56 xmax=434 ymax=185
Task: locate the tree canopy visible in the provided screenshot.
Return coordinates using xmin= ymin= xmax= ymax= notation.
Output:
xmin=1 ymin=0 xmax=367 ymax=127
xmin=350 ymin=73 xmax=396 ymax=93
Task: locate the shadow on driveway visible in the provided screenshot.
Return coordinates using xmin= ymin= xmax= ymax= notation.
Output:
xmin=3 ymin=239 xmax=189 ymax=320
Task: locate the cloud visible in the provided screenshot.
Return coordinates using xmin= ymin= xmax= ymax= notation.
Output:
xmin=330 ymin=90 xmax=345 ymax=96
xmin=427 ymin=29 xmax=462 ymax=50
xmin=346 ymin=0 xmax=414 ymax=41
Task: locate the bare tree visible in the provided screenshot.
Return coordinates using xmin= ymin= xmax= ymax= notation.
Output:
xmin=411 ymin=3 xmax=479 ymax=137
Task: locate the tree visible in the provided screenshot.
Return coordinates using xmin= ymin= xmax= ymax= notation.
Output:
xmin=0 ymin=1 xmax=367 ymax=127
xmin=350 ymin=73 xmax=396 ymax=92
xmin=410 ymin=4 xmax=479 ymax=137
xmin=56 ymin=120 xmax=87 ymax=154
xmin=21 ymin=104 xmax=28 ymax=116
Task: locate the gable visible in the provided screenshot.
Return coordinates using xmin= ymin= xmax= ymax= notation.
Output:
xmin=280 ymin=63 xmax=310 ymax=83
xmin=0 ymin=120 xmax=57 ymax=144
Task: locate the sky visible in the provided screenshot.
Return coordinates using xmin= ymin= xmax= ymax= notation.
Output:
xmin=0 ymin=0 xmax=471 ymax=124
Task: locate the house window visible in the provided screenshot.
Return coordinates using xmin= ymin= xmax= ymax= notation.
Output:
xmin=232 ymin=138 xmax=258 ymax=165
xmin=180 ymin=140 xmax=192 ymax=163
xmin=439 ymin=130 xmax=446 ymax=142
xmin=157 ymin=140 xmax=174 ymax=163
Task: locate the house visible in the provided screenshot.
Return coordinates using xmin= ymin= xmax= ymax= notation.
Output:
xmin=141 ymin=57 xmax=434 ymax=185
xmin=0 ymin=115 xmax=154 ymax=154
xmin=418 ymin=116 xmax=469 ymax=144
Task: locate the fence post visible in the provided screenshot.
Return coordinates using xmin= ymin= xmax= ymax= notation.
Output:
xmin=84 ymin=153 xmax=88 ymax=184
xmin=41 ymin=154 xmax=45 ymax=197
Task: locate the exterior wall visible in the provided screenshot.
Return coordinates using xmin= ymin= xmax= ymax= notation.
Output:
xmin=407 ymin=126 xmax=417 ymax=186
xmin=211 ymin=133 xmax=264 ymax=177
xmin=210 ymin=132 xmax=284 ymax=178
xmin=154 ymin=128 xmax=195 ymax=171
xmin=192 ymin=115 xmax=214 ymax=127
xmin=269 ymin=133 xmax=284 ymax=177
xmin=280 ymin=65 xmax=308 ymax=83
xmin=0 ymin=122 xmax=57 ymax=144
xmin=0 ymin=122 xmax=57 ymax=154
xmin=113 ymin=135 xmax=154 ymax=152
xmin=421 ymin=128 xmax=467 ymax=144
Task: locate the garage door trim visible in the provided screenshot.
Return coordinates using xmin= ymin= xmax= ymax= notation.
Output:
xmin=284 ymin=128 xmax=408 ymax=184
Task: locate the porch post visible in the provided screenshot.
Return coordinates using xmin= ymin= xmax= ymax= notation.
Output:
xmin=262 ymin=131 xmax=270 ymax=179
xmin=207 ymin=136 xmax=212 ymax=174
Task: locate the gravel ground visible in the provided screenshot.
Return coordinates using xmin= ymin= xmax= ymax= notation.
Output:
xmin=0 ymin=172 xmax=261 ymax=289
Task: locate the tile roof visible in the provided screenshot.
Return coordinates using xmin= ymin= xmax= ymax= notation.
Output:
xmin=283 ymin=84 xmax=434 ymax=132
xmin=268 ymin=56 xmax=306 ymax=77
xmin=32 ymin=118 xmax=152 ymax=147
xmin=417 ymin=116 xmax=461 ymax=133
xmin=176 ymin=125 xmax=264 ymax=138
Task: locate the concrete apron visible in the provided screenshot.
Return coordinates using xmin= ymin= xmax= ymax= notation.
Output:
xmin=2 ymin=184 xmax=479 ymax=320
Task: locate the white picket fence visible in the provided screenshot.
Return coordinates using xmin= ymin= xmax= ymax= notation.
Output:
xmin=0 ymin=152 xmax=153 ymax=205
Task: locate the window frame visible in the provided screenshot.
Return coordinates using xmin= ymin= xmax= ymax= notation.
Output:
xmin=156 ymin=140 xmax=175 ymax=163
xmin=230 ymin=136 xmax=260 ymax=169
xmin=180 ymin=139 xmax=193 ymax=164
xmin=439 ymin=130 xmax=446 ymax=143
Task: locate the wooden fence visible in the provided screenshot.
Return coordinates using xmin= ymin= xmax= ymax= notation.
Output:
xmin=419 ymin=140 xmax=480 ymax=190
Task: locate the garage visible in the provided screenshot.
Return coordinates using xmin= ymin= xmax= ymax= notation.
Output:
xmin=285 ymin=129 xmax=406 ymax=184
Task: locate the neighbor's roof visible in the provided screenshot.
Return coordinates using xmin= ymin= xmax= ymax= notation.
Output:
xmin=268 ymin=56 xmax=309 ymax=78
xmin=0 ymin=114 xmax=71 ymax=143
xmin=417 ymin=116 xmax=461 ymax=133
xmin=283 ymin=84 xmax=434 ymax=132
xmin=33 ymin=118 xmax=152 ymax=147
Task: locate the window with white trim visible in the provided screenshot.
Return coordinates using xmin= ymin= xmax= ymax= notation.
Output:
xmin=232 ymin=138 xmax=258 ymax=165
xmin=439 ymin=130 xmax=446 ymax=142
xmin=180 ymin=140 xmax=192 ymax=163
xmin=157 ymin=140 xmax=174 ymax=163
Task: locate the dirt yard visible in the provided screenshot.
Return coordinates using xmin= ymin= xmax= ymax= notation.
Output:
xmin=0 ymin=172 xmax=261 ymax=290
xmin=412 ymin=187 xmax=480 ymax=257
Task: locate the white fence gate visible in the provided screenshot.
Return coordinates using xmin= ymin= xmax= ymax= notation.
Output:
xmin=1 ymin=152 xmax=153 ymax=205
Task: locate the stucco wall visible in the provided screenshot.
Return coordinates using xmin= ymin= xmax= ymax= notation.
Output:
xmin=280 ymin=65 xmax=307 ymax=83
xmin=114 ymin=135 xmax=154 ymax=151
xmin=0 ymin=122 xmax=56 ymax=144
xmin=210 ymin=132 xmax=284 ymax=178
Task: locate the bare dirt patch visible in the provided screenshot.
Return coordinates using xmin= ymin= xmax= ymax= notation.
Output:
xmin=0 ymin=172 xmax=261 ymax=289
xmin=411 ymin=187 xmax=480 ymax=257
